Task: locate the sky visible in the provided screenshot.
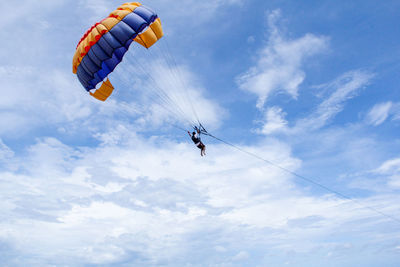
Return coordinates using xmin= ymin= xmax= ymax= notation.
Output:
xmin=0 ymin=0 xmax=400 ymax=266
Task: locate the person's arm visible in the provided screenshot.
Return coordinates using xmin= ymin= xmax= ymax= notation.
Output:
xmin=187 ymin=131 xmax=192 ymax=137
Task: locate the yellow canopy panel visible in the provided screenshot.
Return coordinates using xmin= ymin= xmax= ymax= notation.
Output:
xmin=89 ymin=79 xmax=114 ymax=101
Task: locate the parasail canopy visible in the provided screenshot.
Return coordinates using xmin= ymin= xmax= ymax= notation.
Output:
xmin=72 ymin=2 xmax=163 ymax=101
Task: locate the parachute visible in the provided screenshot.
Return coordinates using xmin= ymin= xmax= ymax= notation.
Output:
xmin=72 ymin=2 xmax=163 ymax=101
xmin=73 ymin=2 xmax=207 ymax=133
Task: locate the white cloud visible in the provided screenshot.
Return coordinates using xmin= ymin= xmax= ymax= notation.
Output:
xmin=375 ymin=158 xmax=400 ymax=174
xmin=236 ymin=9 xmax=329 ymax=108
xmin=295 ymin=70 xmax=374 ymax=131
xmin=366 ymin=101 xmax=400 ymax=126
xmin=0 ymin=67 xmax=97 ymax=136
xmin=366 ymin=101 xmax=393 ymax=126
xmin=388 ymin=175 xmax=400 ymax=188
xmin=0 ymin=0 xmax=64 ymax=30
xmin=0 ymin=139 xmax=14 ymax=161
xmin=0 ymin=2 xmax=104 ymax=136
xmin=374 ymin=158 xmax=400 ymax=188
xmin=259 ymin=106 xmax=288 ymax=134
xmin=151 ymin=0 xmax=243 ymax=27
xmin=0 ymin=131 xmax=396 ymax=265
xmin=77 ymin=0 xmax=114 ymax=21
xmin=232 ymin=250 xmax=250 ymax=261
xmin=392 ymin=103 xmax=400 ymax=121
xmin=257 ymin=70 xmax=374 ymax=136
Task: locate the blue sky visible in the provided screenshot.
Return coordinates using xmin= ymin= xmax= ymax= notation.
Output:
xmin=0 ymin=0 xmax=400 ymax=266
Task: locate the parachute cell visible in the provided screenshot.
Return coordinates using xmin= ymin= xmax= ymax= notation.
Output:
xmin=72 ymin=2 xmax=163 ymax=100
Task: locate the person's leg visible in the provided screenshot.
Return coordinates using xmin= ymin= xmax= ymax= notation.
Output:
xmin=197 ymin=144 xmax=203 ymax=156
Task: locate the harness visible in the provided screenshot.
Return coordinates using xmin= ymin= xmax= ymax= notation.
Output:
xmin=193 ymin=123 xmax=209 ymax=136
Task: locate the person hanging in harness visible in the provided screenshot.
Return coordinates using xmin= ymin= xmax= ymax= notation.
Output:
xmin=188 ymin=127 xmax=206 ymax=156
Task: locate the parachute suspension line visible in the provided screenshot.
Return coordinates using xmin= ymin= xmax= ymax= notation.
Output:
xmin=114 ymin=69 xmax=186 ymax=124
xmin=126 ymin=65 xmax=190 ymax=126
xmin=156 ymin=43 xmax=195 ymax=126
xmin=139 ymin=43 xmax=200 ymax=128
xmin=135 ymin=58 xmax=196 ymax=128
xmin=126 ymin=56 xmax=180 ymax=117
xmin=115 ymin=59 xmax=174 ymax=115
xmin=203 ymin=132 xmax=400 ymax=225
xmin=113 ymin=56 xmax=188 ymax=124
xmin=127 ymin=46 xmax=191 ymax=121
xmin=109 ymin=74 xmax=190 ymax=134
xmin=160 ymin=38 xmax=202 ymax=126
xmin=154 ymin=40 xmax=193 ymax=117
xmin=149 ymin=40 xmax=187 ymax=110
xmin=110 ymin=63 xmax=191 ymax=133
xmin=123 ymin=51 xmax=196 ymax=127
xmin=145 ymin=45 xmax=193 ymax=124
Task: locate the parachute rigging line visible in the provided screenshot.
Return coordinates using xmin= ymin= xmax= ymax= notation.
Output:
xmin=111 ymin=68 xmax=193 ymax=134
xmin=109 ymin=54 xmax=193 ymax=130
xmin=111 ymin=71 xmax=191 ymax=134
xmin=143 ymin=37 xmax=201 ymax=128
xmin=125 ymin=40 xmax=199 ymax=127
xmin=147 ymin=45 xmax=194 ymax=122
xmin=203 ymin=132 xmax=400 ymax=225
xmin=123 ymin=51 xmax=197 ymax=127
xmin=160 ymin=38 xmax=202 ymax=125
xmin=116 ymin=67 xmax=195 ymax=130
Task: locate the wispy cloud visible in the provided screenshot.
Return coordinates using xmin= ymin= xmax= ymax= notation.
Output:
xmin=152 ymin=0 xmax=243 ymax=25
xmin=374 ymin=158 xmax=400 ymax=188
xmin=0 ymin=67 xmax=96 ymax=136
xmin=0 ymin=139 xmax=14 ymax=161
xmin=295 ymin=70 xmax=374 ymax=131
xmin=366 ymin=101 xmax=400 ymax=126
xmin=77 ymin=0 xmax=116 ymax=23
xmin=236 ymin=9 xmax=329 ymax=108
xmin=258 ymin=70 xmax=374 ymax=135
xmin=0 ymin=0 xmax=64 ymax=30
xmin=366 ymin=102 xmax=393 ymax=126
xmin=259 ymin=106 xmax=288 ymax=134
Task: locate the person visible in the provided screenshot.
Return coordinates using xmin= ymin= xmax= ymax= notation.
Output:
xmin=188 ymin=129 xmax=206 ymax=156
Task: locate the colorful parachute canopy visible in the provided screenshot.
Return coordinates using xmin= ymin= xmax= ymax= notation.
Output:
xmin=73 ymin=2 xmax=163 ymax=101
